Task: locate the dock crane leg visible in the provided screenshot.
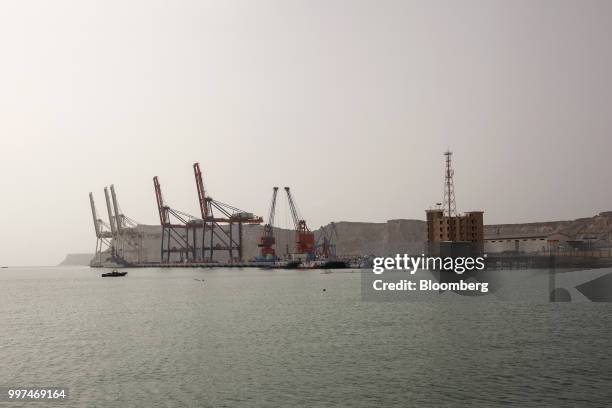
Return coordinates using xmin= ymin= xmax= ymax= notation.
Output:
xmin=239 ymin=223 xmax=243 ymax=261
xmin=229 ymin=222 xmax=233 ymax=261
xmin=210 ymin=223 xmax=215 ymax=261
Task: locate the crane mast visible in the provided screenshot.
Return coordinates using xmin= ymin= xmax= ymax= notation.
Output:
xmin=258 ymin=187 xmax=278 ymax=258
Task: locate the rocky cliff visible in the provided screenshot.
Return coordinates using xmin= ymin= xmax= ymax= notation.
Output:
xmin=326 ymin=211 xmax=612 ymax=255
xmin=87 ymin=211 xmax=612 ymax=264
xmin=59 ymin=253 xmax=95 ymax=266
xmin=484 ymin=211 xmax=612 ymax=247
xmin=323 ymin=220 xmax=426 ymax=256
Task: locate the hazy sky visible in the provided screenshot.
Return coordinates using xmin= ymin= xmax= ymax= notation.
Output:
xmin=1 ymin=0 xmax=612 ymax=265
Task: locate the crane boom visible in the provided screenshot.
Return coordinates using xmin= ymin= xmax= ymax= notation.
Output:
xmin=89 ymin=192 xmax=101 ymax=238
xmin=104 ymin=187 xmax=117 ymax=237
xmin=283 ymin=187 xmax=315 ymax=256
xmin=110 ymin=184 xmax=122 ymax=236
xmin=268 ymin=187 xmax=279 ymax=229
xmin=284 ymin=187 xmax=304 ymax=231
xmin=193 ymin=162 xmax=209 ymax=219
xmin=153 ymin=176 xmax=168 ymax=226
xmin=258 ymin=187 xmax=279 ymax=258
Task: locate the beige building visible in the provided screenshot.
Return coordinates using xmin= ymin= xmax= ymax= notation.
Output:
xmin=484 ymin=232 xmax=571 ymax=254
xmin=426 ymin=209 xmax=484 ymax=254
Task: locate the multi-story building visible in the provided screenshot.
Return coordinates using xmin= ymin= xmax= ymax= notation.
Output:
xmin=426 ymin=209 xmax=484 ymax=255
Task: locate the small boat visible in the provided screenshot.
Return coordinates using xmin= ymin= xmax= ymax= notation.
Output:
xmin=277 ymin=260 xmax=301 ymax=269
xmin=255 ymin=259 xmax=301 ymax=269
xmin=300 ymin=259 xmax=348 ymax=269
xmin=101 ymin=269 xmax=128 ymax=277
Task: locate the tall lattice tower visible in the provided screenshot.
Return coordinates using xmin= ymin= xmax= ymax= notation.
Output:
xmin=443 ymin=150 xmax=457 ymax=217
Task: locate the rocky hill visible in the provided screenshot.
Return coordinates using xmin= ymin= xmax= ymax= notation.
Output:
xmin=84 ymin=211 xmax=612 ymax=264
xmin=321 ymin=220 xmax=426 ymax=256
xmin=484 ymin=211 xmax=612 ymax=247
xmin=325 ymin=211 xmax=612 ymax=255
xmin=59 ymin=253 xmax=95 ymax=266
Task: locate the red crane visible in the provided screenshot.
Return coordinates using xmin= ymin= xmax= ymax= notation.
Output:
xmin=258 ymin=187 xmax=279 ymax=259
xmin=284 ymin=187 xmax=315 ymax=258
xmin=193 ymin=163 xmax=209 ymax=220
xmin=191 ymin=162 xmax=263 ymax=262
xmin=153 ymin=176 xmax=169 ymax=226
xmin=153 ymin=176 xmax=196 ymax=263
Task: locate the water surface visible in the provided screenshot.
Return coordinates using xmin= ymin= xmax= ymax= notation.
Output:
xmin=1 ymin=267 xmax=610 ymax=407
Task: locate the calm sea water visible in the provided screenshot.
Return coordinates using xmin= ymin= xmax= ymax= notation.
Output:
xmin=1 ymin=266 xmax=611 ymax=407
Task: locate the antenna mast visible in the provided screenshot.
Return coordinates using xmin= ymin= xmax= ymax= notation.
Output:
xmin=443 ymin=150 xmax=457 ymax=218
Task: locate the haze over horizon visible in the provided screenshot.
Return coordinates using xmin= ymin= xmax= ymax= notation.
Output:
xmin=2 ymin=0 xmax=612 ymax=265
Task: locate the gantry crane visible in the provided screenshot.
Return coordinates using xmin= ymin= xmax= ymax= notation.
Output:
xmin=109 ymin=184 xmax=141 ymax=263
xmin=192 ymin=162 xmax=262 ymax=262
xmin=89 ymin=192 xmax=114 ymax=266
xmin=284 ymin=187 xmax=315 ymax=259
xmin=258 ymin=187 xmax=279 ymax=259
xmin=153 ymin=164 xmax=263 ymax=264
xmin=110 ymin=185 xmax=139 ymax=231
xmin=154 ymin=176 xmax=197 ymax=263
xmin=315 ymin=222 xmax=339 ymax=259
